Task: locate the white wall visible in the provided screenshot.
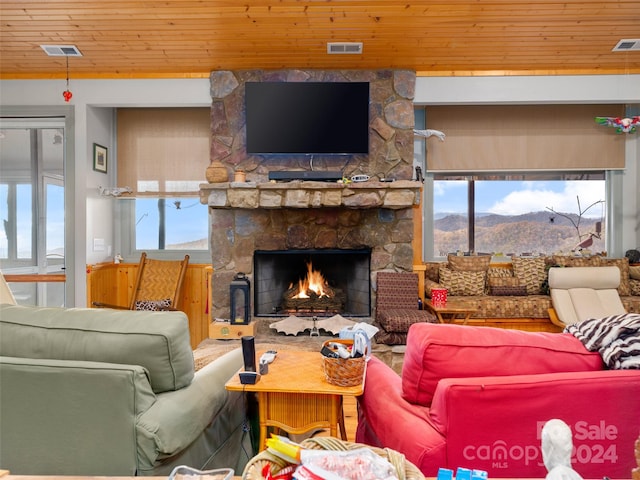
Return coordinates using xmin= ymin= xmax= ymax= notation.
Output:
xmin=414 ymin=74 xmax=640 ymax=104
xmin=85 ymin=106 xmax=115 ymax=265
xmin=1 ymin=75 xmax=638 ymax=305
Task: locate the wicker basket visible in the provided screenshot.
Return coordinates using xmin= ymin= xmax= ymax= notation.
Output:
xmin=321 ymin=339 xmax=365 ymax=387
xmin=242 ymin=436 xmax=425 ymax=480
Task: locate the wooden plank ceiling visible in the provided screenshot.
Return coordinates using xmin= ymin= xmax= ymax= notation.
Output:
xmin=1 ymin=0 xmax=639 ymax=79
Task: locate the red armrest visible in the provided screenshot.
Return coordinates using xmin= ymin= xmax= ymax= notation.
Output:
xmin=357 ymin=357 xmax=446 ymax=473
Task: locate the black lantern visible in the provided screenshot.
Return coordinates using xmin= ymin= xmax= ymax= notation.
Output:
xmin=230 ymin=272 xmax=251 ymax=325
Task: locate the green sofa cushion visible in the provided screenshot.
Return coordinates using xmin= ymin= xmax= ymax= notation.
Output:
xmin=0 ymin=304 xmax=194 ymax=393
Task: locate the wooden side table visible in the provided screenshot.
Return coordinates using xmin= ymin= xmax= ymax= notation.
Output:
xmin=225 ymin=349 xmax=364 ymax=450
xmin=424 ymin=299 xmax=476 ymax=325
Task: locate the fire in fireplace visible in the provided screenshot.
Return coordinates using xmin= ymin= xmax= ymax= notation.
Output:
xmin=254 ymin=249 xmax=371 ymax=317
xmin=282 ymin=261 xmax=346 ymax=314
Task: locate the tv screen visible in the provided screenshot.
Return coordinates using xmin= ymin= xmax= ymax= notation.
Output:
xmin=245 ymin=81 xmax=369 ymax=155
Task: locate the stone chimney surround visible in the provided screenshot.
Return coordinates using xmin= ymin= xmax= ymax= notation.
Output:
xmin=201 ymin=69 xmax=420 ymax=321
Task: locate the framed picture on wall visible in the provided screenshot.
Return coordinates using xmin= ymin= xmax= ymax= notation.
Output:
xmin=93 ymin=143 xmax=107 ymax=173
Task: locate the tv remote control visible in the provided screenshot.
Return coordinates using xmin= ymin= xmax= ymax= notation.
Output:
xmin=260 ymin=350 xmax=277 ymax=364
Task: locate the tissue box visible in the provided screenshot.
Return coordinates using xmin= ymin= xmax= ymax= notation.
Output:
xmin=431 ymin=287 xmax=448 ymax=306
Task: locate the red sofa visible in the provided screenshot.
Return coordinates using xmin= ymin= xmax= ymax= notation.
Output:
xmin=356 ymin=323 xmax=640 ymax=478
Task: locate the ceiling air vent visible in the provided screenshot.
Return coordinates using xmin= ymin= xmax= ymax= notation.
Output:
xmin=40 ymin=45 xmax=83 ymax=57
xmin=612 ymin=39 xmax=640 ymax=52
xmin=327 ymin=42 xmax=363 ymax=54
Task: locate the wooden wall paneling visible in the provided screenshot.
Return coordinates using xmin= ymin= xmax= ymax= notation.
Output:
xmin=180 ymin=265 xmax=213 ymax=348
xmin=87 ymin=262 xmax=212 ymax=349
xmin=413 ymin=203 xmax=423 ymax=265
xmin=86 ymin=262 xmax=119 ymax=306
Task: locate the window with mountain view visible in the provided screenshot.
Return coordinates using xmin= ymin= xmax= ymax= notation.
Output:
xmin=431 ymin=173 xmax=606 ymax=258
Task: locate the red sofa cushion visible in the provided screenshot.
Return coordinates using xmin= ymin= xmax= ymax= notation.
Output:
xmin=401 ymin=323 xmax=603 ymax=406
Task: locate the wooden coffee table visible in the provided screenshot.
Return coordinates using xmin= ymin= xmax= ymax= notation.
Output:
xmin=424 ymin=299 xmax=477 ymax=325
xmin=225 ymin=349 xmax=364 ymax=450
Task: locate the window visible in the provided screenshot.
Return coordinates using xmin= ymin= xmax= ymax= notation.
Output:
xmin=115 ymin=107 xmax=211 ymax=262
xmin=118 ymin=196 xmax=209 ymax=262
xmin=430 ymin=173 xmax=606 ymax=258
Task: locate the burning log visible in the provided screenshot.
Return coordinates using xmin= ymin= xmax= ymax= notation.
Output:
xmin=281 ymin=261 xmax=346 ymax=313
xmin=282 ymin=285 xmax=345 ymax=313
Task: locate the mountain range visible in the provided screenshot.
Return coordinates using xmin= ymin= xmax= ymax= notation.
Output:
xmin=434 ymin=210 xmax=605 ymax=256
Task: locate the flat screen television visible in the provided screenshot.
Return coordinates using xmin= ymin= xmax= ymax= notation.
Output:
xmin=245 ymin=81 xmax=369 ymax=155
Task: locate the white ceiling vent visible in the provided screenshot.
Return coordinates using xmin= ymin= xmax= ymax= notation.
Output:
xmin=612 ymin=39 xmax=640 ymax=52
xmin=40 ymin=45 xmax=83 ymax=57
xmin=327 ymin=42 xmax=363 ymax=54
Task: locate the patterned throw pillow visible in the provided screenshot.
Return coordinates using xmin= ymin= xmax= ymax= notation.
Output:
xmin=551 ymin=255 xmax=603 ymax=268
xmin=488 ymin=276 xmax=527 ymax=296
xmin=425 ymin=262 xmax=441 ymax=282
xmin=600 ymin=257 xmax=631 ymax=296
xmin=630 ymin=265 xmax=640 ymax=280
xmin=511 ymin=256 xmax=547 ymax=295
xmin=439 ymin=265 xmax=485 ymax=296
xmin=487 ymin=266 xmax=515 ymax=278
xmin=490 ymin=285 xmax=528 ymax=296
xmin=447 ymin=254 xmax=492 ymax=272
xmin=135 ymin=298 xmax=172 ymax=311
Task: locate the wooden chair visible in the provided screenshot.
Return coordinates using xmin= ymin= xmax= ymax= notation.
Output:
xmin=93 ymin=252 xmax=189 ymax=311
xmin=1 ymin=271 xmax=17 ymax=305
xmin=374 ymin=271 xmax=437 ymax=345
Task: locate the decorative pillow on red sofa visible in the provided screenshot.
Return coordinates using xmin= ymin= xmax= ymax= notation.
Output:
xmin=401 ymin=323 xmax=604 ymax=406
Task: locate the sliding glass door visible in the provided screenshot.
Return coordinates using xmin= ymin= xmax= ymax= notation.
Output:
xmin=0 ymin=121 xmax=66 ymax=306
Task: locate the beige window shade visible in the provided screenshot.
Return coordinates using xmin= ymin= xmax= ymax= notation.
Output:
xmin=117 ymin=108 xmax=210 ymax=195
xmin=425 ymin=105 xmax=626 ymax=172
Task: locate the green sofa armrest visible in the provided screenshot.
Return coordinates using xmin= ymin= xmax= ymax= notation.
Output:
xmin=136 ymin=348 xmax=244 ymax=467
xmin=0 ymin=356 xmax=156 ymax=476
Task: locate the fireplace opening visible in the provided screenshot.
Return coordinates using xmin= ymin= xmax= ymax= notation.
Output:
xmin=254 ymin=248 xmax=371 ymax=317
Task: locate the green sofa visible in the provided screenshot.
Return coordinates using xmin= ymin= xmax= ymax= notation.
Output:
xmin=0 ymin=304 xmax=253 ymax=476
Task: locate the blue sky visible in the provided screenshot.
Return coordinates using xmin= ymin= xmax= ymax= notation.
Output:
xmin=434 ymin=180 xmax=606 ymax=218
xmin=135 ymin=198 xmax=208 ymax=249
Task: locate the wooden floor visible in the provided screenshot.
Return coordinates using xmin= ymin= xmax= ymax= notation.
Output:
xmin=343 ymin=395 xmax=358 ymax=442
xmin=314 ymin=395 xmax=358 ymax=442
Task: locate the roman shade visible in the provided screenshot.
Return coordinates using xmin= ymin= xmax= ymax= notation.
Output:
xmin=425 ymin=105 xmax=626 ymax=172
xmin=117 ymin=108 xmax=210 ymax=196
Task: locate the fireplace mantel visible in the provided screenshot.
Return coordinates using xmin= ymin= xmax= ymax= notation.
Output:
xmin=199 ymin=180 xmax=422 ymax=210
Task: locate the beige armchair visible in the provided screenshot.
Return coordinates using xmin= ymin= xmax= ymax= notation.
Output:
xmin=548 ymin=265 xmax=627 ymax=328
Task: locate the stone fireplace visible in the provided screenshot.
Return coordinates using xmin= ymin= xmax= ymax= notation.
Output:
xmin=200 ymin=69 xmax=421 ymax=321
